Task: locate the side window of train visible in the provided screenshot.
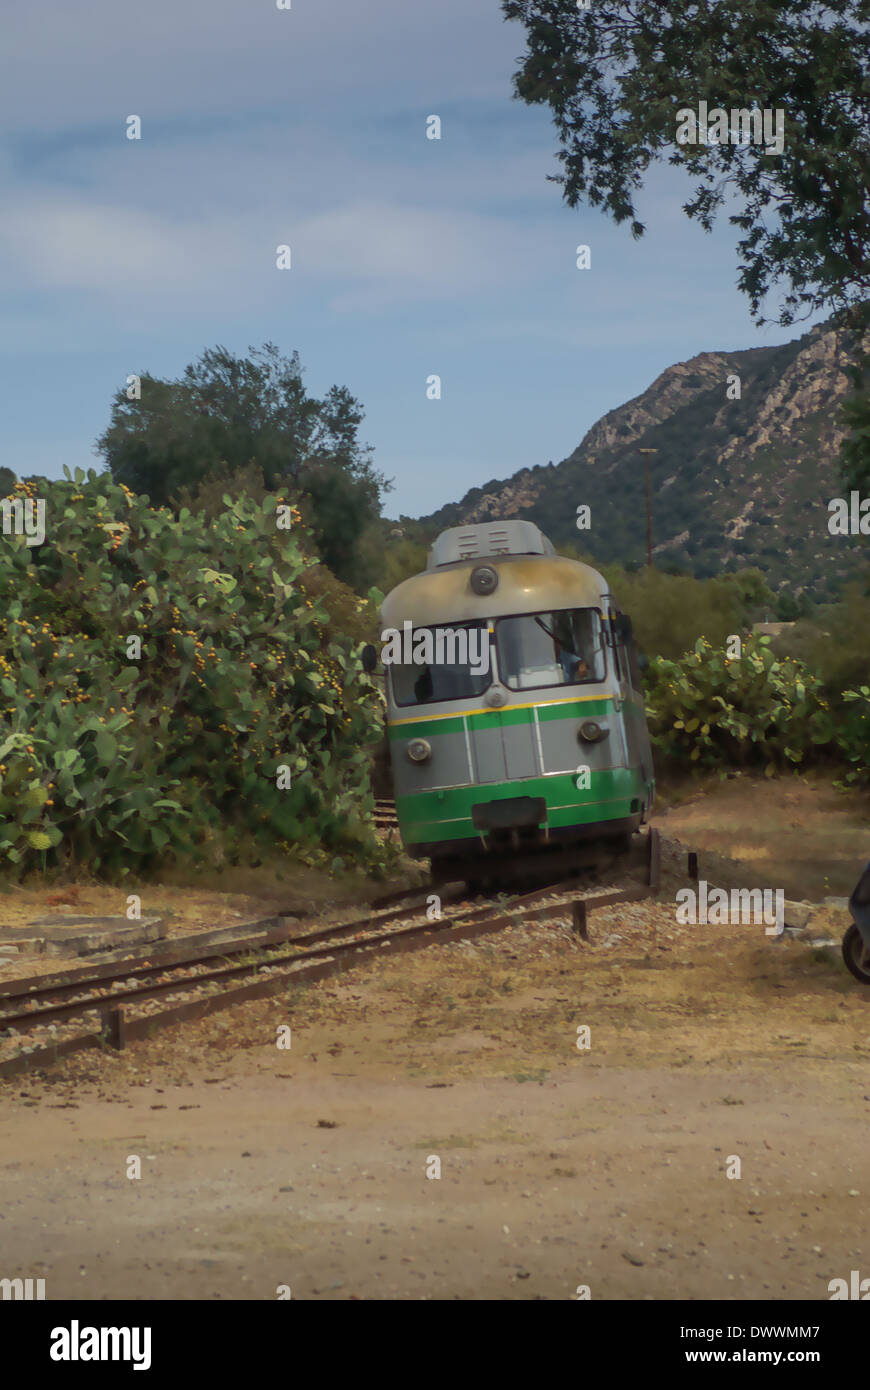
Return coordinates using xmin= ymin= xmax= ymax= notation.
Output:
xmin=627 ymin=641 xmax=644 ymax=692
xmin=610 ymin=620 xmax=624 ymax=685
xmin=613 ymin=614 xmax=643 ymax=693
xmin=609 ymin=613 xmax=626 ymax=685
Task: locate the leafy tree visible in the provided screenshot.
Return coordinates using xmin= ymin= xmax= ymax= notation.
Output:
xmin=502 ymin=0 xmax=870 ymax=327
xmin=370 ymin=532 xmax=430 ymax=596
xmin=773 ymin=590 xmax=812 ymax=622
xmin=96 ymin=344 xmax=390 ymax=588
xmin=719 ymin=567 xmax=776 ymax=620
xmin=300 ymin=461 xmax=385 ymax=590
xmin=502 ymin=0 xmax=870 ymax=494
xmin=173 ymin=461 xmax=270 ymax=518
xmin=0 ymin=468 xmax=16 ymax=495
xmin=0 ymin=468 xmax=386 ymax=877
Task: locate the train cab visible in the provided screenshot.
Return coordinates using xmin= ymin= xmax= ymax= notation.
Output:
xmin=377 ymin=521 xmax=655 ymax=873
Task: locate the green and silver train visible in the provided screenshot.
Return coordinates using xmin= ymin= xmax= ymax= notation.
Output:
xmin=374 ymin=521 xmax=654 ymax=877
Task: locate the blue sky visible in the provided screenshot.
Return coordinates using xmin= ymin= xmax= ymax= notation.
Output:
xmin=0 ymin=0 xmax=825 ymax=517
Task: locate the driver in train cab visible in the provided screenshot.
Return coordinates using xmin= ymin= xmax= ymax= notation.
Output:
xmin=551 ymin=612 xmax=589 ymax=683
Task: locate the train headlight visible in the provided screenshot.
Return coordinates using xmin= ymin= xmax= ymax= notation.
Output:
xmin=578 ymin=720 xmax=608 ymax=743
xmin=406 ymin=738 xmax=432 ymax=763
xmin=470 ymin=564 xmax=498 ymax=595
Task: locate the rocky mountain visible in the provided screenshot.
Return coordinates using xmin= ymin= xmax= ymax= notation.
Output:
xmin=414 ymin=322 xmax=866 ymax=600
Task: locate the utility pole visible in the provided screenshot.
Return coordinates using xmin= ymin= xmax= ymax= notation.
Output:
xmin=638 ymin=448 xmax=658 ymax=567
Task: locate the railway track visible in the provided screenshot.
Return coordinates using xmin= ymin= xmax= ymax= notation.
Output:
xmin=373 ymin=798 xmax=399 ymax=831
xmin=0 ymin=829 xmax=660 ymax=1080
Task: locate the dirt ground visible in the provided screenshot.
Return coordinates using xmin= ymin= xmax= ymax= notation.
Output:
xmin=0 ymin=774 xmax=868 ymax=1301
xmin=0 ymin=858 xmax=413 ymax=938
xmin=656 ymin=770 xmax=870 ymax=901
xmin=1 ymin=884 xmax=869 ymax=1298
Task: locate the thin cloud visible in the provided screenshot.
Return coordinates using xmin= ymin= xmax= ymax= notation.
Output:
xmin=0 ymin=188 xmax=538 ymax=311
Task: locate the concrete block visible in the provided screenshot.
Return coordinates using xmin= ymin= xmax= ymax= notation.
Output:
xmin=0 ymin=915 xmax=166 ymax=958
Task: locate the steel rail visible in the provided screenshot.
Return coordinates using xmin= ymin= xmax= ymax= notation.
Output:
xmin=0 ymin=831 xmax=659 ymax=1078
xmin=0 ymin=886 xmax=471 ymax=1005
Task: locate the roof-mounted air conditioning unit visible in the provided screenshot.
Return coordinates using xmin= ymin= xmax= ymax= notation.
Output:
xmin=427 ymin=521 xmax=554 ymax=569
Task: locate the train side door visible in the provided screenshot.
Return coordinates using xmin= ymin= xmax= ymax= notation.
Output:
xmin=613 ymin=611 xmax=654 ymax=793
xmin=609 ymin=612 xmax=637 ymax=769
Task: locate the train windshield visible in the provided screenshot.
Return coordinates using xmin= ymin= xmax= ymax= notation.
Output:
xmin=389 ymin=621 xmax=492 ymax=706
xmin=495 ymin=609 xmax=606 ymax=690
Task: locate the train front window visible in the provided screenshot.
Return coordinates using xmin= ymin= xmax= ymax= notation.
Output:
xmin=389 ymin=621 xmax=492 ymax=706
xmin=496 ymin=609 xmax=606 ymax=690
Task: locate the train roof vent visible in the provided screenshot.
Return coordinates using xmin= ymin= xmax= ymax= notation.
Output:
xmin=427 ymin=521 xmax=554 ymax=568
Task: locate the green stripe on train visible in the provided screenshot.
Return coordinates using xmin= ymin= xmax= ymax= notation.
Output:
xmin=394 ymin=767 xmax=647 ymax=845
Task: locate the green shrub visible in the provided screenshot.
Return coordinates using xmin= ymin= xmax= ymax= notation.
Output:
xmin=0 ymin=469 xmax=384 ymax=877
xmin=839 ymin=686 xmax=870 ymax=785
xmin=645 ymin=635 xmax=836 ymax=772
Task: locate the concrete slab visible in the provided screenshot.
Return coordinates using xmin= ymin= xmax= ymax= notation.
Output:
xmin=0 ymin=916 xmax=166 ymax=958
